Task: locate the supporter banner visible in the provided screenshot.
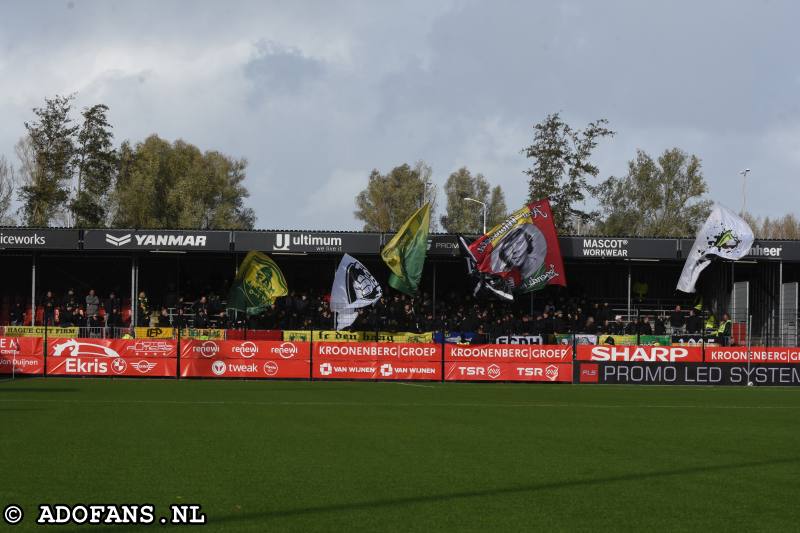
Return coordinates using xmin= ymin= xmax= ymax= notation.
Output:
xmin=180 ymin=328 xmax=225 ymax=340
xmin=225 ymin=329 xmax=282 ymax=341
xmin=496 ymin=335 xmax=543 ymax=345
xmin=315 ymin=342 xmax=440 ymax=362
xmin=135 ymin=327 xmax=175 ymax=339
xmin=282 ymin=330 xmax=433 ymax=343
xmin=433 ymin=331 xmax=480 ymax=344
xmin=4 ymin=326 xmax=78 ymax=338
xmin=671 ymin=334 xmax=722 ymax=347
xmin=314 ymin=360 xmax=440 ymax=380
xmin=555 ymin=334 xmax=597 ymax=345
xmin=181 ymin=340 xmax=310 ymax=361
xmin=705 ymin=347 xmax=800 ymax=364
xmin=0 ymin=228 xmax=80 ymax=250
xmin=47 ymin=338 xmax=178 ymax=358
xmin=84 ymin=229 xmax=230 ymax=251
xmin=445 ymin=362 xmax=571 ymax=382
xmin=576 ymin=344 xmax=702 ymax=363
xmin=181 ymin=358 xmax=309 ymax=379
xmin=47 ymin=357 xmax=176 ymax=377
xmin=578 ymin=362 xmax=800 ymax=386
xmin=234 ymin=230 xmax=381 ymax=255
xmin=596 ymin=334 xmax=670 ymax=346
xmin=0 ymin=337 xmax=44 ymax=375
xmin=445 ymin=344 xmax=572 ymax=362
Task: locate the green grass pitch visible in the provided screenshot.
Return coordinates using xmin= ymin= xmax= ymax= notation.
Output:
xmin=2 ymin=378 xmax=800 ymax=531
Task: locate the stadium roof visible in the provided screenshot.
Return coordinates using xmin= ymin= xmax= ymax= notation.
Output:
xmin=0 ymin=226 xmax=797 ymax=262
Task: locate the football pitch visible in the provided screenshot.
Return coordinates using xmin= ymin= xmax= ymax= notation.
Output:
xmin=2 ymin=378 xmax=800 ymax=531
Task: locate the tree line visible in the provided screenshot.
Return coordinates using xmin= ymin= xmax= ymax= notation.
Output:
xmin=0 ymin=94 xmax=255 ymax=229
xmin=354 ymin=113 xmax=798 ymax=239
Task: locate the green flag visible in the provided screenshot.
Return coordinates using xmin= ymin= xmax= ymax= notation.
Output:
xmin=228 ymin=251 xmax=288 ymax=315
xmin=381 ymin=203 xmax=431 ymax=295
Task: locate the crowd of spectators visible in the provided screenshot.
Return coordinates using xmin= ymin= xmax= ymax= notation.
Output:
xmin=4 ymin=288 xmax=731 ymax=340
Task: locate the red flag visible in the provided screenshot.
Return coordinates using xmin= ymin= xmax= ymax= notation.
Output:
xmin=468 ymin=199 xmax=566 ymax=293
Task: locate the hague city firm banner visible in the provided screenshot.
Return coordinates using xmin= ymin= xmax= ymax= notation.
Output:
xmin=0 ymin=229 xmax=80 ymax=250
xmin=283 ymin=330 xmax=433 ymax=343
xmin=0 ymin=337 xmax=44 ymax=375
xmin=577 ymin=362 xmax=800 ymax=386
xmin=180 ymin=340 xmax=310 ymax=379
xmin=3 ymin=326 xmax=78 ymax=338
xmin=46 ymin=338 xmax=178 ymax=377
xmin=234 ymin=231 xmax=381 ymax=254
xmin=84 ymin=229 xmax=231 ymax=251
xmin=444 ymin=344 xmax=572 ymax=382
xmin=313 ymin=342 xmax=441 ymax=380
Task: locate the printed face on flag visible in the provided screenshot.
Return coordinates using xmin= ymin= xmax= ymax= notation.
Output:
xmin=467 ymin=200 xmax=566 ymax=293
xmin=489 ymin=224 xmax=547 ymax=281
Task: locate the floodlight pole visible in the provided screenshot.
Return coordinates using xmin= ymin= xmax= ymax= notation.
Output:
xmin=739 ymin=169 xmax=750 ymax=214
xmin=464 ymin=197 xmax=487 ymax=234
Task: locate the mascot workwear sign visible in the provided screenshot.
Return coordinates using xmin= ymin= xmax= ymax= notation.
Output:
xmin=330 ymin=254 xmax=383 ymax=330
xmin=468 ymin=200 xmax=566 ymax=294
xmin=677 ymin=204 xmax=754 ymax=293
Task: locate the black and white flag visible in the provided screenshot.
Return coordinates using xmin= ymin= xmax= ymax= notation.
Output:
xmin=677 ymin=204 xmax=754 ymax=293
xmin=331 ymin=254 xmax=382 ymax=330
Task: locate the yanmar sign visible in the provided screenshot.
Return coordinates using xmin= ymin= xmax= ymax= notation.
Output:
xmin=83 ymin=230 xmax=230 ymax=251
xmin=577 ymin=345 xmax=703 ymax=362
xmin=234 ymin=231 xmax=380 ymax=254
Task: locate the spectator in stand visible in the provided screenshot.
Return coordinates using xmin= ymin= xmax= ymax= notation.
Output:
xmin=669 ymin=305 xmax=685 ymax=331
xmin=9 ymin=302 xmax=25 ymax=325
xmin=104 ymin=291 xmax=121 ymax=316
xmin=42 ymin=290 xmax=57 ymax=325
xmin=654 ymin=316 xmax=666 ymax=335
xmin=60 ymin=304 xmax=75 ymax=327
xmin=106 ymin=306 xmax=123 ymax=329
xmin=137 ymin=291 xmax=150 ymax=326
xmin=584 ymin=316 xmax=597 ymax=334
xmin=74 ymin=307 xmax=86 ymax=326
xmin=686 ymin=309 xmax=702 ymax=334
xmin=637 ymin=316 xmax=653 ymax=335
xmin=194 ymin=307 xmax=209 ymax=328
xmin=717 ymin=313 xmax=732 ymax=338
xmin=86 ymin=289 xmax=100 ymax=318
xmin=63 ymin=288 xmax=78 ymax=310
xmin=158 ymin=307 xmax=171 ymax=327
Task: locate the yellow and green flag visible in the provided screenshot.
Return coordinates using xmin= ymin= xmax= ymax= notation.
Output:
xmin=381 ymin=203 xmax=431 ymax=295
xmin=228 ymin=251 xmax=288 ymax=315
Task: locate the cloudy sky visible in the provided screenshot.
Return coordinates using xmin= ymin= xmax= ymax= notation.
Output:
xmin=1 ymin=0 xmax=798 ymax=230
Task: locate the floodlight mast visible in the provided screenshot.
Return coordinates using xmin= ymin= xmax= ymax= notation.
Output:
xmin=463 ymin=197 xmax=487 ymax=235
xmin=739 ymin=168 xmax=751 ymax=214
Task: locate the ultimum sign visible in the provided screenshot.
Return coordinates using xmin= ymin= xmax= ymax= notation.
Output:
xmin=313 ymin=342 xmax=441 ymax=380
xmin=577 ymin=345 xmax=703 ymax=363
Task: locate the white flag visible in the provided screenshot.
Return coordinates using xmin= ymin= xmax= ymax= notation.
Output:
xmin=331 ymin=254 xmax=382 ymax=330
xmin=677 ymin=204 xmax=754 ymax=293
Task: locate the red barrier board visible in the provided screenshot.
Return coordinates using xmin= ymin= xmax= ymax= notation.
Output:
xmin=181 ymin=340 xmax=309 ymax=360
xmin=314 ymin=342 xmax=441 ymax=362
xmin=0 ymin=337 xmax=44 ymax=373
xmin=576 ymin=344 xmax=703 ymax=362
xmin=313 ymin=360 xmax=441 ymax=380
xmin=444 ymin=344 xmax=571 ymax=362
xmin=181 ymin=358 xmax=309 ymax=378
xmin=47 ymin=338 xmax=177 ymax=358
xmin=225 ymin=329 xmax=282 ymax=341
xmin=706 ymin=347 xmax=800 ymax=364
xmin=47 ymin=356 xmax=176 ymax=377
xmin=445 ymin=361 xmax=571 ymax=382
